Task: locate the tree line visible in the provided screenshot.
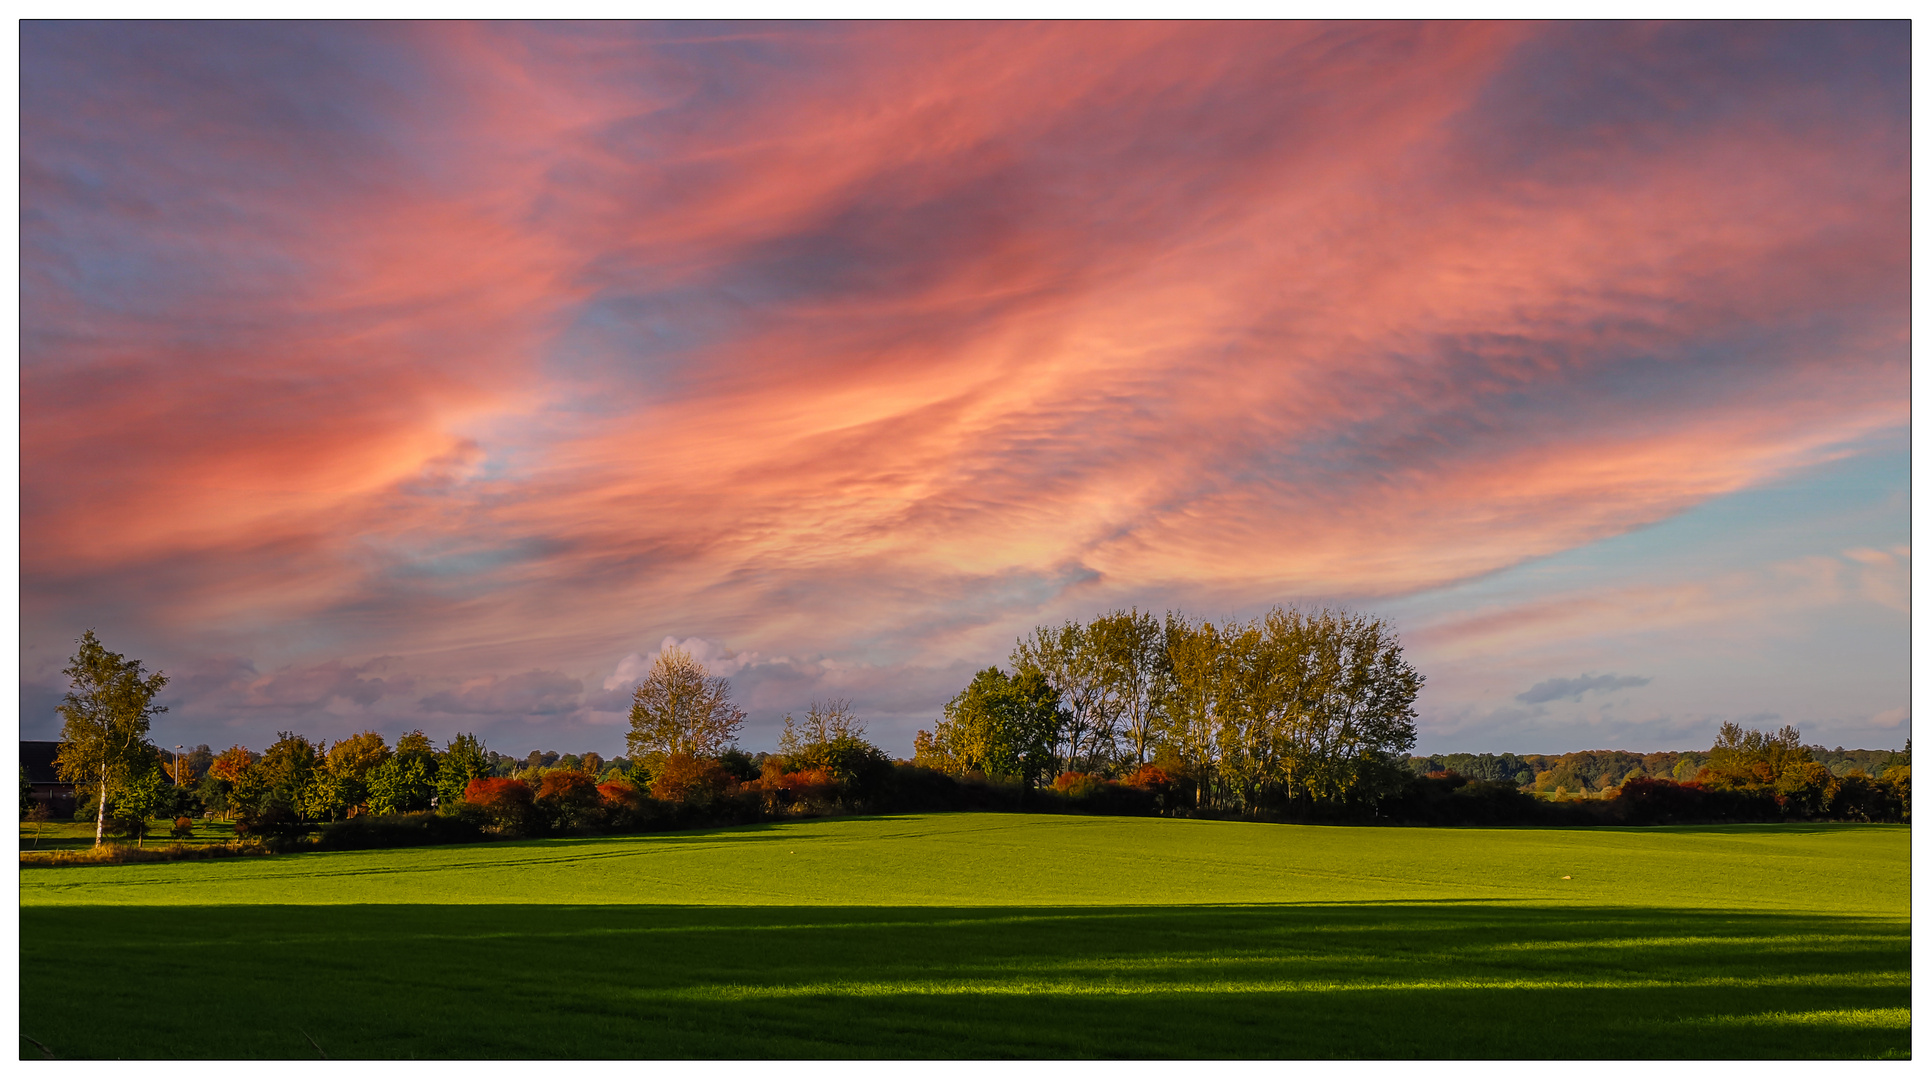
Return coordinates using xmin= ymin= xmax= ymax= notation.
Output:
xmin=915 ymin=607 xmax=1424 ymax=815
xmin=38 ymin=624 xmax=1909 ymax=856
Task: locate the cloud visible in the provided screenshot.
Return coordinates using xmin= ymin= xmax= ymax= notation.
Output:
xmin=17 ymin=23 xmax=1907 ymax=754
xmin=1870 ymin=707 xmax=1908 ymax=729
xmin=603 ymin=636 xmax=770 ymax=691
xmin=1516 ymin=673 xmax=1652 ymax=705
xmin=418 ymin=669 xmax=585 ymax=717
xmin=240 ymin=660 xmax=403 ymax=710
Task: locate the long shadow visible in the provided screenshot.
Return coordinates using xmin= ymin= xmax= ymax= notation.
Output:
xmin=20 ymin=902 xmax=1908 ymax=1059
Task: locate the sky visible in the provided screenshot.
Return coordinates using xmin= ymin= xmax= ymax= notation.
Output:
xmin=19 ymin=21 xmax=1910 ymax=759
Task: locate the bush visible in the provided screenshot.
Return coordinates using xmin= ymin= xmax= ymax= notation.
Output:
xmin=650 ymin=754 xmax=737 ymax=806
xmin=233 ymin=803 xmax=308 ymax=849
xmin=462 ymin=777 xmax=537 ymax=836
xmin=536 ymin=769 xmax=605 ymax=831
xmin=170 ymin=816 xmax=195 ymax=839
xmin=1053 ymin=772 xmax=1106 ymax=798
xmin=314 ymin=811 xmax=485 ymax=851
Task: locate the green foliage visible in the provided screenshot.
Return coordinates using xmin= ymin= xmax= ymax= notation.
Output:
xmin=298 ymin=772 xmax=366 ymax=823
xmin=395 ymin=730 xmax=435 ymax=758
xmin=325 ymin=730 xmax=391 ymax=783
xmin=107 ymin=764 xmax=173 ymax=845
xmin=260 ymin=732 xmax=326 ymax=797
xmin=54 ymin=630 xmax=170 ymax=846
xmin=434 ymin=732 xmax=492 ymax=806
xmin=1704 ymin=722 xmax=1811 ymax=787
xmin=916 ymin=666 xmax=1062 ymax=786
xmin=367 ymin=754 xmax=437 ymax=815
xmin=195 ymin=773 xmax=232 ymax=817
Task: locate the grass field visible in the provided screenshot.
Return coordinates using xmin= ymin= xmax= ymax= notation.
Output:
xmin=19 ymin=813 xmax=1910 ymax=1058
xmin=20 ymin=817 xmax=239 ymax=851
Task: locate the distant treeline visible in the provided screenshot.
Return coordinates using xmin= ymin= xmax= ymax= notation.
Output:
xmin=1403 ymin=746 xmax=1906 ymax=794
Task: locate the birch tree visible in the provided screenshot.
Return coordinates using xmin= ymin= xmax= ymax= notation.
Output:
xmin=54 ymin=630 xmax=169 ymax=847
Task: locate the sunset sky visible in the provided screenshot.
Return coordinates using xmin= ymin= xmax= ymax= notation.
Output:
xmin=20 ymin=21 xmax=1909 ymax=759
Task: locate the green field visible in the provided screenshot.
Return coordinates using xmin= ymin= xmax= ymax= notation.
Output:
xmin=21 ymin=817 xmax=239 ymax=851
xmin=19 ymin=813 xmax=1909 ymax=1058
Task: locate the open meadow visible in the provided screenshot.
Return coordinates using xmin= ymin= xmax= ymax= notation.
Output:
xmin=19 ymin=813 xmax=1909 ymax=1058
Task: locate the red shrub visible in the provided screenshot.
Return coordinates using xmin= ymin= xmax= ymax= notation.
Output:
xmin=463 ymin=777 xmax=536 ymax=834
xmin=464 ymin=777 xmax=533 ymax=810
xmin=537 ymin=769 xmax=600 ymax=804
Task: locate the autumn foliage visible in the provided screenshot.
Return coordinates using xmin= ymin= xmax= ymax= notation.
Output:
xmin=649 ymin=753 xmax=737 ymax=805
xmin=744 ymin=759 xmax=841 ymax=813
xmin=597 ymin=781 xmax=645 ymax=809
xmin=535 ymin=769 xmax=604 ymax=829
xmin=208 ymin=745 xmax=256 ymax=783
xmin=1052 ymin=771 xmax=1107 ymax=798
xmin=463 ymin=777 xmax=536 ymax=834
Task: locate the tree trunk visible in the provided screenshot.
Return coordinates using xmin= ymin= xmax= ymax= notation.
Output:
xmin=95 ymin=765 xmax=108 ymax=847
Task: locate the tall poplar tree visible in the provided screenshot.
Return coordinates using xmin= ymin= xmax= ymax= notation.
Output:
xmin=54 ymin=630 xmax=169 ymax=847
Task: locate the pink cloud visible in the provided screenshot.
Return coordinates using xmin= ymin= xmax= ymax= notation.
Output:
xmin=20 ymin=23 xmax=1907 ymax=748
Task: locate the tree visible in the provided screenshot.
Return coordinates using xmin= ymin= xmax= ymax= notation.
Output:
xmin=914 ymin=667 xmax=1062 ymax=788
xmin=625 ymin=646 xmax=745 ymax=761
xmin=1159 ymin=615 xmax=1233 ymax=809
xmin=777 ymin=700 xmax=892 ymax=802
xmin=462 ymin=777 xmax=536 ymax=836
xmin=235 ymin=732 xmax=325 ymax=826
xmin=326 ymin=730 xmax=391 ymax=783
xmin=435 ymin=732 xmax=492 ymax=806
xmin=54 ymin=630 xmax=170 ymax=847
xmin=648 ymin=753 xmax=736 ymax=805
xmin=535 ymin=769 xmax=604 ymax=830
xmin=1704 ymin=722 xmax=1811 ymax=788
xmin=112 ymin=764 xmax=174 ymax=846
xmin=1012 ymin=621 xmax=1110 ymax=775
xmin=367 ymin=754 xmax=436 ymax=814
xmin=395 ymin=729 xmax=436 ymax=758
xmin=1286 ymin=609 xmax=1422 ymax=805
xmin=209 ymin=744 xmax=255 ymax=783
xmin=1089 ymin=608 xmax=1169 ymax=768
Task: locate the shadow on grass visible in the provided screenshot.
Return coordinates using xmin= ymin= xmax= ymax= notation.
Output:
xmin=20 ymin=902 xmax=1908 ymax=1059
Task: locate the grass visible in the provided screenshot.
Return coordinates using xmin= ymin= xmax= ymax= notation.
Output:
xmin=20 ymin=816 xmax=239 ymax=851
xmin=18 ymin=813 xmax=1909 ymax=1058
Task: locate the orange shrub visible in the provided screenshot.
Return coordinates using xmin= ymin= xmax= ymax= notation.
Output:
xmin=650 ymin=753 xmax=736 ymax=805
xmin=1122 ymin=764 xmax=1174 ymax=790
xmin=1053 ymin=771 xmax=1108 ymax=798
xmin=536 ymin=769 xmax=599 ymax=803
xmin=597 ymin=780 xmax=644 ymax=808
